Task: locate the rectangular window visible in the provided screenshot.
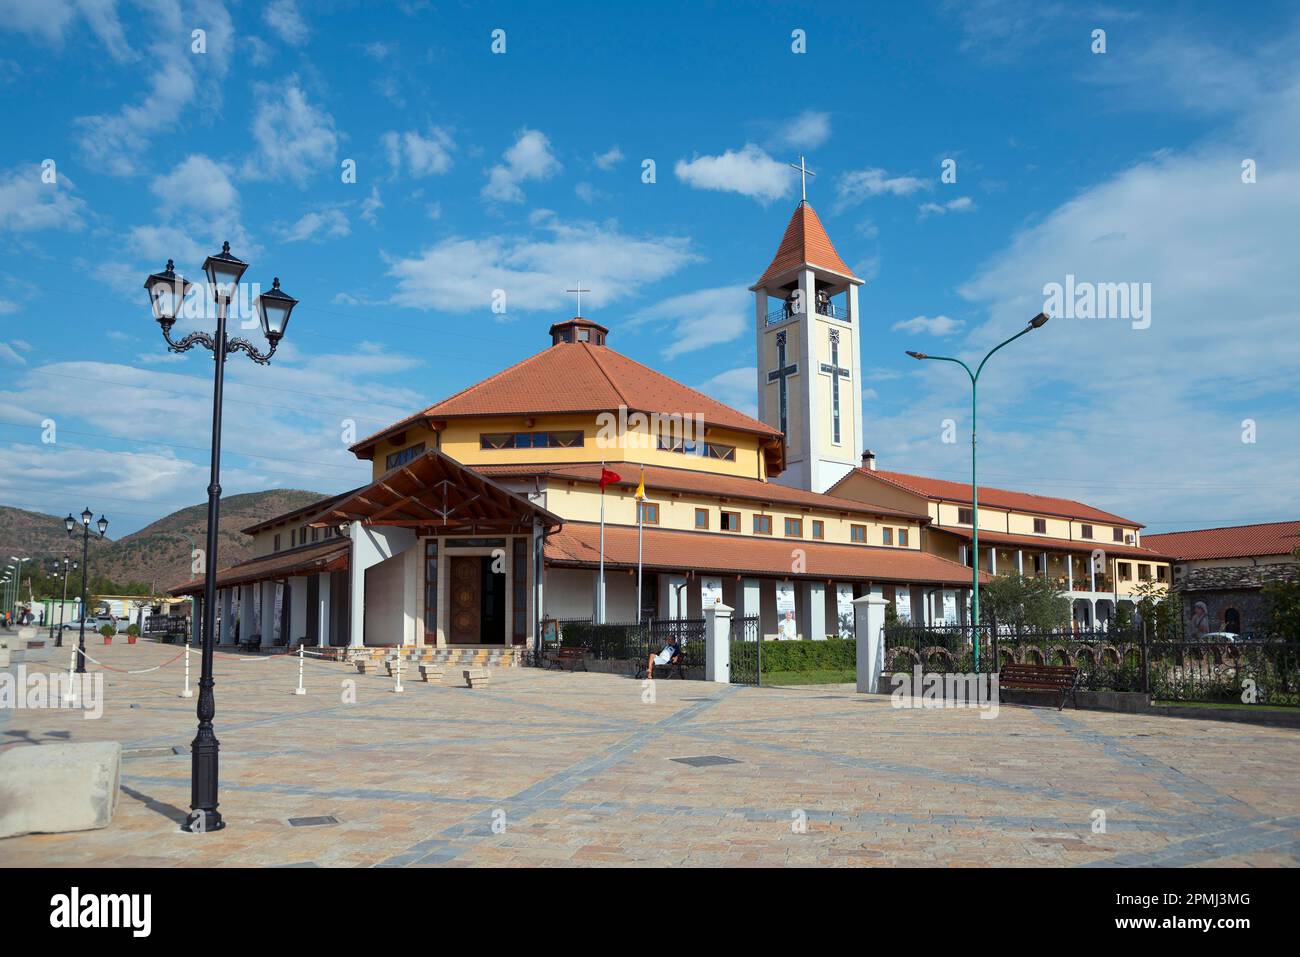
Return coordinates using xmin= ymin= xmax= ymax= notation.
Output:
xmin=424 ymin=541 xmax=439 ymax=636
xmin=273 ymin=533 xmax=281 ymax=552
xmin=1157 ymin=565 xmax=1168 ymax=582
xmin=657 ymin=436 xmax=736 ymax=461
xmin=706 ymin=442 xmax=736 ymax=461
xmin=851 ymin=524 xmax=867 ymax=544
xmin=1118 ymin=562 xmax=1132 ymax=581
xmin=1138 ymin=564 xmax=1151 ymax=581
xmin=1113 ymin=528 xmax=1124 ymax=542
xmin=1033 ymin=518 xmax=1047 ymax=533
xmin=958 ymin=507 xmax=974 ymax=525
xmin=784 ymin=517 xmax=803 ymax=538
xmin=480 ymin=431 xmax=583 ymax=450
xmin=811 ymin=520 xmax=824 ymax=540
xmin=899 ymin=528 xmax=909 ymax=547
xmin=1081 ymin=524 xmax=1093 ymax=539
xmin=720 ymin=511 xmax=740 ymax=532
xmin=311 ymin=527 xmax=319 ymax=543
xmin=694 ymin=508 xmax=709 ymax=530
xmin=753 ymin=514 xmax=772 ymax=535
xmin=638 ymin=502 xmax=659 ymax=525
xmin=882 ymin=527 xmax=893 ymax=546
xmin=385 ymin=441 xmax=427 ymax=471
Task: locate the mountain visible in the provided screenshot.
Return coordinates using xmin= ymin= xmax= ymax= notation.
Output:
xmin=0 ymin=489 xmax=328 ymax=594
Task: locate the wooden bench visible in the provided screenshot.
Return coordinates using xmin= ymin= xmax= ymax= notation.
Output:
xmin=634 ymin=649 xmax=686 ymax=680
xmin=548 ymin=646 xmax=588 ymax=672
xmin=999 ymin=663 xmax=1080 ymax=710
xmin=418 ymin=664 xmax=444 ymax=683
xmin=463 ymin=667 xmax=491 ymax=689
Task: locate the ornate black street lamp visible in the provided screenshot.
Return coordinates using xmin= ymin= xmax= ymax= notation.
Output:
xmin=65 ymin=509 xmax=107 ymax=674
xmin=144 ymin=243 xmax=298 ymax=833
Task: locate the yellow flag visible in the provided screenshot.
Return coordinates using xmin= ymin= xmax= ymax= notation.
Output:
xmin=635 ymin=468 xmax=645 ymax=500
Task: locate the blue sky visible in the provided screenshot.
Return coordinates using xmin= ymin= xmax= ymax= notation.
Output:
xmin=1 ymin=0 xmax=1297 ymax=538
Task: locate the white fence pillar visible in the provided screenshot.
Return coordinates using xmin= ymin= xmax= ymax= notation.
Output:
xmin=704 ymin=602 xmax=732 ymax=684
xmin=853 ymin=594 xmax=888 ymax=694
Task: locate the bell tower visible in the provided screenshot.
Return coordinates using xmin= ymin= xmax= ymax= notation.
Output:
xmin=750 ymin=188 xmax=864 ymax=493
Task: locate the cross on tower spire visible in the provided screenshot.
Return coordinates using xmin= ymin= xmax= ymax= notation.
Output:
xmin=789 ymin=156 xmax=815 ymax=203
xmin=566 ymin=281 xmax=591 ymax=316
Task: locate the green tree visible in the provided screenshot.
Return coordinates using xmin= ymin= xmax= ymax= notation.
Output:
xmin=1259 ymin=580 xmax=1300 ymax=641
xmin=979 ymin=575 xmax=1070 ymax=631
xmin=1134 ymin=580 xmax=1181 ymax=639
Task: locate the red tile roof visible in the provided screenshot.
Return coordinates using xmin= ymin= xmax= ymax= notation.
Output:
xmin=350 ymin=340 xmax=784 ymax=471
xmin=1143 ymin=522 xmax=1300 ymax=561
xmin=169 ymin=540 xmax=349 ymax=597
xmin=477 ymin=461 xmax=929 ymax=520
xmin=931 ymin=526 xmax=1173 ymax=561
xmin=842 ymin=468 xmax=1143 ymax=527
xmin=546 ymin=522 xmax=985 ymax=586
xmin=753 ymin=201 xmax=859 ymax=288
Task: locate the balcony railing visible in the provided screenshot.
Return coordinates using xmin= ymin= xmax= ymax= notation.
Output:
xmin=765 ymin=301 xmax=851 ymax=324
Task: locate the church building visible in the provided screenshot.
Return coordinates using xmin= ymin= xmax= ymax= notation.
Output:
xmin=171 ymin=197 xmax=995 ymax=653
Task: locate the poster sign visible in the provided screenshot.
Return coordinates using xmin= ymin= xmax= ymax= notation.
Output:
xmin=835 ymin=584 xmax=855 ymax=638
xmin=700 ymin=577 xmax=723 ymax=608
xmin=941 ymin=589 xmax=958 ymax=624
xmin=895 ymin=589 xmax=912 ymax=622
xmin=775 ymin=582 xmax=798 ymax=640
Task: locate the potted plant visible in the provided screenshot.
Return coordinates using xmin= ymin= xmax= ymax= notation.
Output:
xmin=126 ymin=623 xmax=140 ymax=645
xmin=100 ymin=624 xmax=115 ymax=645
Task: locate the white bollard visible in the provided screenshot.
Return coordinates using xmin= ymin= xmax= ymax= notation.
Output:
xmin=181 ymin=640 xmax=193 ymax=698
xmin=294 ymin=642 xmax=306 ymax=695
xmin=393 ymin=650 xmax=403 ymax=693
xmin=62 ymin=646 xmax=77 ymax=703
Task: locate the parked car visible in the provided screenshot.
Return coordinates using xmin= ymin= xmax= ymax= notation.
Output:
xmin=63 ymin=615 xmax=125 ymax=634
xmin=1199 ymin=631 xmax=1240 ymax=642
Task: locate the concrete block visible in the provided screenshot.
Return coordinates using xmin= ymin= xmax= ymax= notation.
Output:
xmin=0 ymin=741 xmax=121 ymax=838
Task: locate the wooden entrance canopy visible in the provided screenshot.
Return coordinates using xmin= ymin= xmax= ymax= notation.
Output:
xmin=308 ymin=449 xmax=563 ymax=535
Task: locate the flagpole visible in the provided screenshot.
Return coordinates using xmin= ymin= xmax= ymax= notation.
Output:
xmin=598 ymin=460 xmax=606 ymax=624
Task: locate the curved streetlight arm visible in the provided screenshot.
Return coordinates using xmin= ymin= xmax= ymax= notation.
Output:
xmin=159 ymin=323 xmax=277 ymax=365
xmin=974 ymin=324 xmax=1036 ymax=381
xmin=225 ymin=335 xmax=278 ymax=365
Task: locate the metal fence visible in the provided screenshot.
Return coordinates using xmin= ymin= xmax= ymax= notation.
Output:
xmin=729 ymin=614 xmax=761 ymax=685
xmin=552 ymin=618 xmax=707 ymax=672
xmin=882 ymin=622 xmax=1300 ymax=705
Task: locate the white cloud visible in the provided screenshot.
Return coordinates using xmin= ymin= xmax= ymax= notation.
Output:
xmin=264 ymin=0 xmax=309 ymax=45
xmin=0 ymin=164 xmax=85 ymax=231
xmin=0 ymin=342 xmax=27 ymax=364
xmin=835 ymin=167 xmax=930 ymax=211
xmin=695 ymin=367 xmax=757 ymax=418
xmin=628 ymin=285 xmax=750 ymax=359
xmin=382 ymin=127 xmax=454 ymax=177
xmin=774 ymin=110 xmax=831 ymax=150
xmin=674 ymin=144 xmax=789 ymax=204
xmin=891 ymin=315 xmax=965 ymax=337
xmin=593 ymin=146 xmax=624 ymax=170
xmin=387 ymin=217 xmax=696 ymax=315
xmin=244 ymin=78 xmax=339 ymax=185
xmin=278 ymin=208 xmax=350 ymax=243
xmin=919 ymin=196 xmax=976 ymax=217
xmin=482 ymin=129 xmax=561 ymax=203
xmin=1 ymin=0 xmax=133 ymax=60
xmin=360 ymin=185 xmax=383 ymax=225
xmin=150 ymin=155 xmax=238 ymax=217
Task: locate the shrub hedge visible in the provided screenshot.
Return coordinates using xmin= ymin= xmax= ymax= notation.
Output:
xmin=735 ymin=637 xmax=856 ymax=673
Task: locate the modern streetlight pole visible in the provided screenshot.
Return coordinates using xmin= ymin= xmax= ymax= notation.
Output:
xmin=52 ymin=556 xmax=76 ymax=647
xmin=10 ymin=557 xmax=28 ymax=620
xmin=64 ymin=510 xmax=107 ymax=674
xmin=144 ymin=244 xmax=298 ymax=833
xmin=906 ymin=312 xmax=1050 ymax=671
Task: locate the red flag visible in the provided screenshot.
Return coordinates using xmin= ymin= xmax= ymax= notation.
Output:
xmin=599 ymin=467 xmax=621 ymax=491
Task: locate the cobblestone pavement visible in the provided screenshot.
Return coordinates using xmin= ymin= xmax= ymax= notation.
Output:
xmin=2 ymin=642 xmax=1297 ymax=867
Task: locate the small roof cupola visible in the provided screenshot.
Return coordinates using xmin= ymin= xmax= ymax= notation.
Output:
xmin=549 ymin=316 xmax=609 ymax=347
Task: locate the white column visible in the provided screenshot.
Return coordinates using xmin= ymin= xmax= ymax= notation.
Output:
xmin=704 ymin=602 xmax=732 ymax=683
xmin=802 ymin=581 xmax=826 ymax=641
xmin=990 ymin=548 xmax=997 ymax=575
xmin=740 ymin=578 xmax=761 ymax=622
xmin=1090 ymin=556 xmax=1097 ymax=592
xmin=260 ymin=580 xmax=276 ymax=644
xmin=219 ymin=588 xmax=234 ymax=645
xmin=1016 ymin=549 xmax=1024 ymax=576
xmin=316 ymin=572 xmax=331 ymax=647
xmin=1067 ymin=555 xmax=1074 ymax=592
xmin=853 ymin=594 xmax=888 ymax=694
xmin=288 ymin=576 xmax=308 ymax=646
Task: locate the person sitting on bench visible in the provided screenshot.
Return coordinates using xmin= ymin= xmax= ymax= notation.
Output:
xmin=646 ymin=637 xmax=682 ymax=678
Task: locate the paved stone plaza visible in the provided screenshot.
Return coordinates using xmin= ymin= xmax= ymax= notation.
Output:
xmin=1 ymin=641 xmax=1298 ymax=867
